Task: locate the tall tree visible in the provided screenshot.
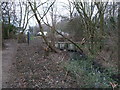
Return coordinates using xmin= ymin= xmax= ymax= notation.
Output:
xmin=1 ymin=1 xmax=18 ymax=39
xmin=74 ymin=0 xmax=97 ymax=54
xmin=32 ymin=0 xmax=84 ymax=53
xmin=95 ymin=2 xmax=108 ymax=51
xmin=28 ymin=0 xmax=57 ymax=52
xmin=49 ymin=1 xmax=57 ymax=47
xmin=18 ymin=1 xmax=30 ymax=33
xmin=118 ymin=3 xmax=120 ymax=65
xmin=74 ymin=0 xmax=109 ymax=54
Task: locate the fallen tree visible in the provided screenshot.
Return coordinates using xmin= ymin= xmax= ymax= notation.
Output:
xmin=28 ymin=0 xmax=84 ymax=54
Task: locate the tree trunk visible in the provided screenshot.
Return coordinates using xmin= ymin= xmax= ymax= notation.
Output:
xmin=118 ymin=3 xmax=120 ymax=66
xmin=7 ymin=25 xmax=10 ymax=39
xmin=90 ymin=23 xmax=95 ymax=54
xmin=99 ymin=11 xmax=104 ymax=51
xmin=50 ymin=26 xmax=55 ymax=47
xmin=29 ymin=2 xmax=57 ymax=53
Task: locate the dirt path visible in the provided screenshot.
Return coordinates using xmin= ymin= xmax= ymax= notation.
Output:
xmin=2 ymin=39 xmax=18 ymax=88
xmin=8 ymin=37 xmax=78 ymax=88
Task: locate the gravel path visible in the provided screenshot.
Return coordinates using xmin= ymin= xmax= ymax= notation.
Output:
xmin=2 ymin=39 xmax=18 ymax=88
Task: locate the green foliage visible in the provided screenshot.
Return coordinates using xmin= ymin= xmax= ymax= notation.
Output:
xmin=106 ymin=16 xmax=117 ymax=31
xmin=3 ymin=23 xmax=17 ymax=39
xmin=63 ymin=56 xmax=118 ymax=88
xmin=30 ymin=35 xmax=34 ymax=40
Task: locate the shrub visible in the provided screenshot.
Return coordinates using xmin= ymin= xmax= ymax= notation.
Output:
xmin=17 ymin=33 xmax=27 ymax=43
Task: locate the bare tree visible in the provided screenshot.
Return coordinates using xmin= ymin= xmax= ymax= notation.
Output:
xmin=17 ymin=1 xmax=32 ymax=43
xmin=118 ymin=2 xmax=120 ymax=66
xmin=74 ymin=0 xmax=109 ymax=54
xmin=18 ymin=1 xmax=30 ymax=33
xmin=74 ymin=0 xmax=98 ymax=54
xmin=28 ymin=0 xmax=84 ymax=53
xmin=62 ymin=0 xmax=75 ymax=19
xmin=1 ymin=1 xmax=18 ymax=38
xmin=47 ymin=0 xmax=57 ymax=48
xmin=38 ymin=3 xmax=84 ymax=53
xmin=95 ymin=2 xmax=108 ymax=51
xmin=28 ymin=0 xmax=57 ymax=52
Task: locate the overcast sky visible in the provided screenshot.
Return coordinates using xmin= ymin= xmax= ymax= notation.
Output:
xmin=4 ymin=0 xmax=117 ymax=29
xmin=27 ymin=0 xmax=117 ymax=28
xmin=28 ymin=0 xmax=71 ymax=28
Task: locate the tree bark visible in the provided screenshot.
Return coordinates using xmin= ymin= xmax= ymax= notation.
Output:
xmin=118 ymin=3 xmax=120 ymax=67
xmin=28 ymin=1 xmax=57 ymax=53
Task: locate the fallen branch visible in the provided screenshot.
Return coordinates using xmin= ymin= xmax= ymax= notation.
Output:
xmin=55 ymin=30 xmax=84 ymax=54
xmin=39 ymin=14 xmax=84 ymax=54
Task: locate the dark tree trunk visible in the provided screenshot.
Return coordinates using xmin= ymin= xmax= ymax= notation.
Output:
xmin=118 ymin=3 xmax=120 ymax=67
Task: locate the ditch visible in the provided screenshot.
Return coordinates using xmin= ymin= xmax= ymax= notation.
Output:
xmin=59 ymin=47 xmax=119 ymax=88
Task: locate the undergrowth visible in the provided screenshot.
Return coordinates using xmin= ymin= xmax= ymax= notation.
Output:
xmin=63 ymin=56 xmax=119 ymax=88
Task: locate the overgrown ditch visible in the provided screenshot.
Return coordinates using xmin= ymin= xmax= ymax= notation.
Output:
xmin=60 ymin=49 xmax=119 ymax=88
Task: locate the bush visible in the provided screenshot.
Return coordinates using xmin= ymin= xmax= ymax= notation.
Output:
xmin=17 ymin=33 xmax=27 ymax=43
xmin=2 ymin=23 xmax=17 ymax=39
